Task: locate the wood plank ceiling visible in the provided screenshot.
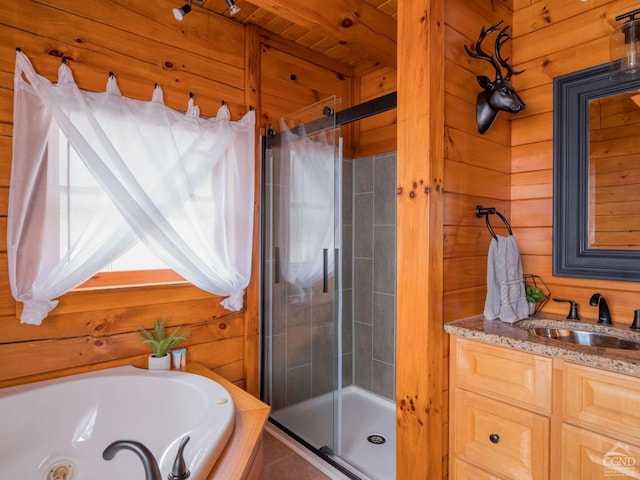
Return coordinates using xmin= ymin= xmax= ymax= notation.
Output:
xmin=197 ymin=0 xmax=397 ymax=69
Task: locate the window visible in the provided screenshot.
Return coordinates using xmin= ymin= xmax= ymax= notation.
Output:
xmin=51 ymin=121 xmax=185 ymax=292
xmin=9 ymin=51 xmax=255 ymax=324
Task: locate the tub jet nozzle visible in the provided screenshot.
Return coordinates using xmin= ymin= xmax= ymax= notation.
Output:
xmin=46 ymin=462 xmax=76 ymax=480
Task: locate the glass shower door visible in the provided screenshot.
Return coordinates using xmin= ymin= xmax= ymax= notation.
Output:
xmin=261 ymin=97 xmax=342 ymax=456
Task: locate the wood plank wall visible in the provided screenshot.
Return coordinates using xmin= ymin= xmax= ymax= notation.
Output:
xmin=443 ymin=0 xmax=513 ymax=324
xmin=0 ymin=0 xmax=353 ymax=389
xmin=512 ymin=0 xmax=640 ymax=323
xmin=438 ymin=0 xmax=513 ymax=473
xmin=259 ymin=35 xmax=353 ymax=153
xmin=355 ymin=65 xmax=397 ymax=157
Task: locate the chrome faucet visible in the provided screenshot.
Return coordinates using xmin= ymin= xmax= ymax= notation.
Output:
xmin=103 ymin=435 xmax=191 ymax=480
xmin=589 ymin=293 xmax=612 ymax=325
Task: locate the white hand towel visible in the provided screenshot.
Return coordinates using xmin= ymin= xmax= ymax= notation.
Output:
xmin=483 ymin=235 xmax=529 ymax=323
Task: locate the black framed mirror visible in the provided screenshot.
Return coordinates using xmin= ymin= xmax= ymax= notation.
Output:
xmin=553 ymin=63 xmax=640 ymax=281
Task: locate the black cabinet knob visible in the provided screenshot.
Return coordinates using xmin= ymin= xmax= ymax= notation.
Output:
xmin=489 ymin=433 xmax=500 ymax=444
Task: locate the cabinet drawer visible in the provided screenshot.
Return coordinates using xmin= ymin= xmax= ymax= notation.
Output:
xmin=564 ymin=363 xmax=640 ymax=441
xmin=563 ymin=423 xmax=640 ymax=479
xmin=453 ymin=389 xmax=549 ymax=479
xmin=452 ymin=458 xmax=507 ymax=479
xmin=453 ymin=337 xmax=552 ymax=413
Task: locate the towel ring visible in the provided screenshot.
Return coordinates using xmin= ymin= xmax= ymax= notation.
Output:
xmin=475 ymin=205 xmax=513 ymax=240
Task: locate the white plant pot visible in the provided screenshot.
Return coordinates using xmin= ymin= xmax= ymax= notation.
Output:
xmin=148 ymin=354 xmax=171 ymax=370
xmin=528 ymin=302 xmax=537 ymax=315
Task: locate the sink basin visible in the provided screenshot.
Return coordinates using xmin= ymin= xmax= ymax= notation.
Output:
xmin=527 ymin=327 xmax=640 ymax=350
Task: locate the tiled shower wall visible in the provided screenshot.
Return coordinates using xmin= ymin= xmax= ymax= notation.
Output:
xmin=344 ymin=152 xmax=397 ymax=401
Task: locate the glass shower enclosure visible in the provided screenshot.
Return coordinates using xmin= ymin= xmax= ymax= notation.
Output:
xmin=261 ymin=97 xmax=344 ymax=458
xmin=261 ymin=93 xmax=398 ymax=480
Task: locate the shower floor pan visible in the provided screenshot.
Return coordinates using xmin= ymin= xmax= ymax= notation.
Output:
xmin=271 ymin=385 xmax=396 ymax=480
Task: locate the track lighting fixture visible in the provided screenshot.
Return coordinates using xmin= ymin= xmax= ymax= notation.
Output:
xmin=225 ymin=0 xmax=240 ymax=16
xmin=173 ymin=1 xmax=192 ymax=21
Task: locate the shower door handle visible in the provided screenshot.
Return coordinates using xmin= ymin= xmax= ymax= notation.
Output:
xmin=323 ymin=248 xmax=328 ymax=293
xmin=274 ymin=247 xmax=280 ymax=284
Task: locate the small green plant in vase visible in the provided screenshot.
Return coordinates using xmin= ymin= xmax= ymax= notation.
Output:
xmin=138 ymin=318 xmax=190 ymax=370
xmin=525 ymin=284 xmax=544 ymax=315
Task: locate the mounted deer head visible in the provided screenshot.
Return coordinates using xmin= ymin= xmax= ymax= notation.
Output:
xmin=465 ymin=21 xmax=526 ymax=134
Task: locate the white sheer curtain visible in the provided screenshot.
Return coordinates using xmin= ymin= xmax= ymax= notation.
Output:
xmin=9 ymin=51 xmax=255 ymax=325
xmin=278 ymin=124 xmax=337 ymax=302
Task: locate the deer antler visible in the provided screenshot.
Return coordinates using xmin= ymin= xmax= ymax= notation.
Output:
xmin=494 ymin=25 xmax=525 ymax=81
xmin=464 ymin=21 xmax=505 ymax=79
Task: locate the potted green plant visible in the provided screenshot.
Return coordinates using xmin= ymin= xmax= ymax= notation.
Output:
xmin=138 ymin=318 xmax=190 ymax=370
xmin=525 ymin=284 xmax=544 ymax=315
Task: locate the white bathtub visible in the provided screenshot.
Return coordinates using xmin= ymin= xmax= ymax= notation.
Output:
xmin=0 ymin=365 xmax=235 ymax=479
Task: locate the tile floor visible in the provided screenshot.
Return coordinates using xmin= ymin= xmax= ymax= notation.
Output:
xmin=263 ymin=430 xmax=332 ymax=480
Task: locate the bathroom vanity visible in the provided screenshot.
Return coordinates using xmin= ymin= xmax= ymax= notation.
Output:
xmin=445 ymin=316 xmax=640 ymax=479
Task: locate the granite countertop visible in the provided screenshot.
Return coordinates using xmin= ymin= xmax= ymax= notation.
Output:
xmin=444 ymin=313 xmax=640 ymax=378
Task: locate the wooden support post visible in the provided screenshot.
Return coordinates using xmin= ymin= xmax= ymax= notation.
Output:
xmin=244 ymin=24 xmax=262 ymax=397
xmin=396 ymin=0 xmax=445 ymax=478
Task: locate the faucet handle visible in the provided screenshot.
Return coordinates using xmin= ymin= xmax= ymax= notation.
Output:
xmin=168 ymin=435 xmax=190 ymax=480
xmin=631 ymin=310 xmax=640 ymax=331
xmin=553 ymin=298 xmax=580 ymax=321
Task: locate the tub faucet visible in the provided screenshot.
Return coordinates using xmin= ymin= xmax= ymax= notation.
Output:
xmin=103 ymin=440 xmax=161 ymax=480
xmin=589 ymin=293 xmax=612 ymax=325
xmin=103 ymin=436 xmax=191 ymax=480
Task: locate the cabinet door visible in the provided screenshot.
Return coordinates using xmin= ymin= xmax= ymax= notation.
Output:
xmin=565 ymin=362 xmax=640 ymax=443
xmin=453 ymin=389 xmax=549 ymax=479
xmin=454 ymin=337 xmax=552 ymax=413
xmin=563 ymin=423 xmax=640 ymax=479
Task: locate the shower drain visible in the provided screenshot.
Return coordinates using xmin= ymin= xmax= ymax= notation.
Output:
xmin=367 ymin=433 xmax=386 ymax=445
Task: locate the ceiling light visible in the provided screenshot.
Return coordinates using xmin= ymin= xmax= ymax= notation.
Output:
xmin=225 ymin=0 xmax=240 ymax=16
xmin=173 ymin=1 xmax=192 ymax=21
xmin=611 ymin=8 xmax=640 ymax=81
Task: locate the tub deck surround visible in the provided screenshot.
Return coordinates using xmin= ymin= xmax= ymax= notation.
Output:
xmin=185 ymin=363 xmax=270 ymax=480
xmin=444 ymin=314 xmax=640 ymax=377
